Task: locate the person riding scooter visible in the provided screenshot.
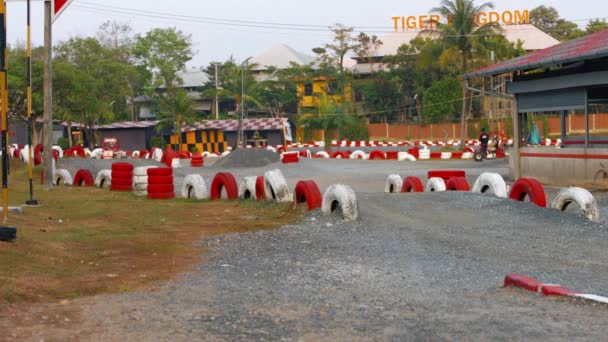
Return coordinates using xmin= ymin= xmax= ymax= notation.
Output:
xmin=479 ymin=128 xmax=489 ymax=155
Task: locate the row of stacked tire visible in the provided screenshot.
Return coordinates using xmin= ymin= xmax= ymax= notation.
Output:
xmin=383 ymin=170 xmax=600 ymax=222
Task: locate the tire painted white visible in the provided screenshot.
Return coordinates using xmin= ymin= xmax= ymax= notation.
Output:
xmin=133 ymin=183 xmax=148 ymax=192
xmin=152 ymin=148 xmax=163 ymax=162
xmin=471 ymin=172 xmax=508 ymax=198
xmin=314 ymin=151 xmax=330 ymax=159
xmin=266 ymin=146 xmax=277 ymax=153
xmin=425 ymin=177 xmax=446 ymax=192
xmin=95 ymin=169 xmax=112 ymax=188
xmin=385 ymin=174 xmax=403 ymax=193
xmin=171 ymin=158 xmax=181 ymax=168
xmin=551 ymin=187 xmax=600 ymax=222
xmin=131 ymin=151 xmax=140 ymax=158
xmin=238 ymin=176 xmax=258 ymax=200
xmin=52 ymin=145 xmax=64 ymax=159
xmin=398 ymin=152 xmax=416 ymax=162
xmin=263 ymin=169 xmax=291 ymax=203
xmin=20 ymin=147 xmax=31 ymax=164
xmin=91 ymin=148 xmax=103 ymax=159
xmin=349 ymin=150 xmax=367 ymax=160
xmin=134 ymin=166 xmax=154 ymax=177
xmin=441 ymin=152 xmax=452 ymax=159
xmin=221 ymin=151 xmax=231 ymax=157
xmin=53 ymin=169 xmax=73 ymax=186
xmin=322 ymin=184 xmax=359 ymax=221
xmin=84 ymin=148 xmax=92 ymax=158
xmin=180 ymin=174 xmax=209 ymax=200
xmin=461 ymin=152 xmax=474 ymax=159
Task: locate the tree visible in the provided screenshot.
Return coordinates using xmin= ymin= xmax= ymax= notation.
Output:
xmin=355 ymin=33 xmax=383 ymax=73
xmin=530 ymin=6 xmax=584 ymax=41
xmin=586 ymin=19 xmax=608 ymax=34
xmin=429 ymin=0 xmax=501 ymax=148
xmin=422 ymin=79 xmax=463 ymax=123
xmin=157 ymin=88 xmax=196 ymax=151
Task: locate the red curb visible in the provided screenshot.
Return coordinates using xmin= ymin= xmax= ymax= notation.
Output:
xmin=541 ymin=285 xmax=580 ymax=297
xmin=503 ymin=274 xmax=541 ymax=292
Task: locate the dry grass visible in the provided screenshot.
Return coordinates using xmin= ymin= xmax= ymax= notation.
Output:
xmin=0 ymin=161 xmax=303 ymax=303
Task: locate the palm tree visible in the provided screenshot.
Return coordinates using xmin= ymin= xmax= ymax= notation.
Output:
xmin=429 ymin=0 xmax=500 ymax=148
xmin=157 ymin=88 xmax=196 ymax=151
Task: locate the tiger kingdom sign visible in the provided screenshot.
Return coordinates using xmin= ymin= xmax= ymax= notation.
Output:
xmin=391 ymin=9 xmax=530 ymax=30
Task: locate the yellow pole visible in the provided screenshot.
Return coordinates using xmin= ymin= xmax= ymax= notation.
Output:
xmin=25 ymin=0 xmax=37 ymax=206
xmin=1 ymin=0 xmax=9 ymax=223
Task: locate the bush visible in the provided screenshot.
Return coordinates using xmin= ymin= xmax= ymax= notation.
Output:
xmin=149 ymin=136 xmax=164 ymax=149
xmin=57 ymin=137 xmax=70 ymax=150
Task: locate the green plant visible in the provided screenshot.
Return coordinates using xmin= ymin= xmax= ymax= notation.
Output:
xmin=149 ymin=135 xmax=164 ymax=149
xmin=57 ymin=137 xmax=70 ymax=150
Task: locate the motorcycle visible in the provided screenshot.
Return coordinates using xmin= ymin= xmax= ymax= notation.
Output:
xmin=474 ymin=135 xmax=502 ymax=162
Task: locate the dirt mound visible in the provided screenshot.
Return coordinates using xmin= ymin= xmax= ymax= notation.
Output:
xmin=212 ymin=148 xmax=280 ymax=168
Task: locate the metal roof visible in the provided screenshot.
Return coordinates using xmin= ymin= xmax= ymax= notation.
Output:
xmin=250 ymin=44 xmax=316 ymax=71
xmin=464 ymin=29 xmax=608 ymax=79
xmin=183 ymin=118 xmax=288 ymax=132
xmin=96 ymin=121 xmax=160 ymax=129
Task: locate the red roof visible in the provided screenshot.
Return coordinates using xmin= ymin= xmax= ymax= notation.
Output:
xmin=464 ymin=29 xmax=608 ymax=79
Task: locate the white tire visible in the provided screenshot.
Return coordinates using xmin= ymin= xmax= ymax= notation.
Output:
xmin=264 ymin=169 xmax=291 ymax=203
xmin=84 ymin=148 xmax=92 ymax=158
xmin=131 ymin=151 xmax=140 ymax=158
xmin=53 ymin=169 xmax=73 ymax=186
xmin=314 ymin=151 xmax=330 ymax=159
xmin=221 ymin=151 xmax=230 ymax=157
xmin=425 ymin=177 xmax=446 ymax=192
xmin=95 ymin=169 xmax=112 ymax=188
xmin=471 ymin=172 xmax=508 ymax=198
xmin=133 ymin=175 xmax=148 ymax=184
xmin=398 ymin=152 xmax=416 ymax=162
xmin=385 ymin=174 xmax=403 ymax=193
xmin=133 ymin=190 xmax=148 ymax=197
xmin=322 ymin=184 xmax=359 ymax=221
xmin=91 ymin=148 xmax=103 ymax=159
xmin=238 ymin=176 xmax=258 ymax=200
xmin=152 ymin=148 xmax=163 ymax=162
xmin=181 ymin=174 xmax=209 ymax=200
xmin=266 ymin=146 xmax=277 ymax=153
xmin=441 ymin=152 xmax=452 ymax=159
xmin=350 ymin=150 xmax=367 ymax=160
xmin=202 ymin=151 xmax=211 ymax=157
xmin=133 ymin=183 xmax=148 ymax=192
xmin=461 ymin=152 xmax=473 ymax=159
xmin=20 ymin=148 xmax=31 ymax=164
xmin=134 ymin=166 xmax=154 ymax=177
xmin=52 ymin=145 xmax=64 ymax=159
xmin=551 ymin=187 xmax=600 ymax=222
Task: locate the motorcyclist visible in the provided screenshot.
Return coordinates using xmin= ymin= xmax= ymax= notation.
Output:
xmin=479 ymin=128 xmax=489 ymax=155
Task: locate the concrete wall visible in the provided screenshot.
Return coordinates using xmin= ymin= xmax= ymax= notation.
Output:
xmin=511 ymin=147 xmax=608 ymax=188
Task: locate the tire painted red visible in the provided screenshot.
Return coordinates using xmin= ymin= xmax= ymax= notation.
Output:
xmin=331 ymin=151 xmax=348 ymax=159
xmin=386 ymin=151 xmax=399 ymax=160
xmin=147 ymin=175 xmax=174 ymax=185
xmin=298 ymin=150 xmax=308 ymax=158
xmin=401 ymin=176 xmax=424 ymax=193
xmin=445 ymin=177 xmax=470 ymax=191
xmin=34 ymin=154 xmax=42 ymax=166
xmin=139 ymin=150 xmax=149 ymax=159
xmin=255 ymin=176 xmax=266 ymax=201
xmin=13 ymin=149 xmax=20 ymax=158
xmin=66 ymin=146 xmax=86 ymax=158
xmin=503 ymin=274 xmax=541 ymax=292
xmin=110 ymin=184 xmax=132 ymax=191
xmin=430 ymin=152 xmax=442 ymax=159
xmin=174 ymin=151 xmax=190 ymax=159
xmin=34 ymin=144 xmax=44 ymax=156
xmin=210 ymin=172 xmax=238 ymax=200
xmin=111 ymin=171 xmax=133 ymax=180
xmin=73 ymin=169 xmax=95 ymax=187
xmin=111 ymin=178 xmax=133 ymax=186
xmin=147 ymin=184 xmax=175 ymax=194
xmin=427 ymin=170 xmax=466 ymax=184
xmin=162 ymin=149 xmax=174 ymax=167
xmin=407 ymin=147 xmax=419 ymax=159
xmin=451 ymin=152 xmax=463 ymax=159
xmin=112 ymin=162 xmax=134 ymax=172
xmin=294 ymin=180 xmax=322 ymax=210
xmin=282 ymin=153 xmax=299 ymax=164
xmin=52 ymin=150 xmax=59 ymax=161
xmin=147 ymin=167 xmax=173 ymax=177
xmin=508 ymin=178 xmax=547 ymax=207
xmin=147 ymin=192 xmax=175 ymax=200
xmin=369 ymin=150 xmax=386 ymax=160
xmin=277 ymin=146 xmax=285 ymax=153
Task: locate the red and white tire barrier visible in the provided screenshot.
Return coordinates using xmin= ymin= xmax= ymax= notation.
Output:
xmin=52 ymin=146 xmax=64 ymax=159
xmin=445 ymin=177 xmax=470 ymax=191
xmin=238 ymin=176 xmax=258 ymax=200
xmin=266 ymin=146 xmax=277 ymax=153
xmin=398 ymin=152 xmax=416 ymax=162
xmin=263 ymin=169 xmax=292 ymax=203
xmin=110 ymin=163 xmax=134 ymax=191
xmin=255 ymin=176 xmax=266 ymax=201
xmin=322 ymin=184 xmax=359 ymax=221
xmin=418 ymin=148 xmax=431 ymax=160
xmin=368 ymin=150 xmax=386 ymax=160
xmin=133 ymin=166 xmax=154 ymax=196
xmin=428 ymin=170 xmax=466 ymax=184
xmin=90 ymin=148 xmax=103 ymax=159
xmin=349 ymin=150 xmax=367 ymax=160
xmin=331 ymin=151 xmax=349 ymax=159
xmin=181 ymin=174 xmax=209 ymax=200
xmin=210 ymin=172 xmax=239 ymax=200
xmin=95 ymin=170 xmax=111 ymax=188
xmin=294 ymin=180 xmax=323 ymax=211
xmin=385 ymin=174 xmax=403 ymax=193
xmin=471 ymin=173 xmax=508 ymax=198
xmin=504 ymin=274 xmax=608 ymax=304
xmin=73 ymin=169 xmax=94 ymax=187
xmin=509 ymin=178 xmax=547 ymax=208
xmin=401 ymin=176 xmax=424 ymax=193
xmin=191 ymin=153 xmax=204 ymax=167
xmin=147 ymin=167 xmax=174 ymax=200
xmin=551 ymin=187 xmax=599 ymax=222
xmin=426 ymin=177 xmax=446 ymax=192
xmin=314 ymin=151 xmax=330 ymax=159
xmin=53 ymin=169 xmax=73 ymax=186
xmin=281 ymin=151 xmax=300 ymax=164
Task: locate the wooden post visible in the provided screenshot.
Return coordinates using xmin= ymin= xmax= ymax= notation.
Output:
xmin=42 ymin=0 xmax=53 ymax=189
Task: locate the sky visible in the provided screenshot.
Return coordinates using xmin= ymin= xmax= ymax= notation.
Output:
xmin=5 ymin=0 xmax=608 ymax=68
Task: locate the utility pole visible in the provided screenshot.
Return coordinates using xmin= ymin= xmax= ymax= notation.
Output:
xmin=25 ymin=0 xmax=37 ymax=205
xmin=214 ymin=63 xmax=219 ymax=120
xmin=42 ymin=0 xmax=52 ymax=189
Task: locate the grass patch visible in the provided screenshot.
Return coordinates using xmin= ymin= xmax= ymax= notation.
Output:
xmin=0 ymin=161 xmax=304 ymax=303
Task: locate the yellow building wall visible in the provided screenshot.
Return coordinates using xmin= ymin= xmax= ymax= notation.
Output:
xmin=297 ymin=78 xmax=352 ymax=109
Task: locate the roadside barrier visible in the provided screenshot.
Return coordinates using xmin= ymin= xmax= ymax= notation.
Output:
xmin=263 ymin=169 xmax=292 ymax=203
xmin=401 ymin=176 xmax=424 ymax=193
xmin=238 ymin=176 xmax=258 ymax=200
xmin=110 ymin=162 xmax=134 ymax=191
xmin=504 ymin=273 xmax=608 ymax=305
xmin=255 ymin=176 xmax=266 ymax=201
xmin=191 ymin=152 xmax=204 ymax=167
xmin=147 ymin=167 xmax=175 ymax=199
xmin=322 ymin=184 xmax=359 ymax=221
xmin=181 ymin=174 xmax=209 ymax=200
xmin=53 ymin=169 xmax=73 ymax=186
xmin=281 ymin=151 xmax=300 ymax=164
xmin=551 ymin=187 xmax=599 ymax=222
xmin=445 ymin=177 xmax=470 ymax=191
xmin=294 ymin=180 xmax=322 ymax=210
xmin=210 ymin=172 xmax=239 ymax=200
xmin=508 ymin=178 xmax=547 ymax=207
xmin=425 ymin=177 xmax=446 ymax=192
xmin=471 ymin=173 xmax=508 ymax=198
xmin=427 ymin=170 xmax=466 ymax=183
xmin=384 ymin=174 xmax=403 ymax=193
xmin=95 ymin=170 xmax=111 ymax=188
xmin=73 ymin=169 xmax=94 ymax=187
xmin=368 ymin=150 xmax=386 ymax=160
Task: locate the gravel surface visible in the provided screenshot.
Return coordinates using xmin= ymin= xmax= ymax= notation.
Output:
xmin=76 ymin=192 xmax=608 ymax=341
xmin=212 ymin=149 xmax=279 ymax=168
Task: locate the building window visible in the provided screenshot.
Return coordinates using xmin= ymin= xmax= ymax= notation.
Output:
xmin=304 ymin=83 xmax=313 ymax=96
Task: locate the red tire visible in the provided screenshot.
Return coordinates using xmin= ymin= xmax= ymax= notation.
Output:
xmin=427 ymin=170 xmax=466 ymax=184
xmin=446 ymin=177 xmax=470 ymax=191
xmin=331 ymin=151 xmax=348 ymax=159
xmin=34 ymin=144 xmax=44 ymax=156
xmin=111 ymin=171 xmax=133 ymax=180
xmin=386 ymin=151 xmax=399 ymax=160
xmin=147 ymin=175 xmax=174 ymax=185
xmin=73 ymin=169 xmax=94 ymax=187
xmin=112 ymin=178 xmax=133 ymax=186
xmin=13 ymin=149 xmax=20 ymax=158
xmin=407 ymin=148 xmax=419 ymax=159
xmin=401 ymin=176 xmax=424 ymax=193
xmin=34 ymin=154 xmax=42 ymax=166
xmin=161 ymin=149 xmax=174 ymax=167
xmin=430 ymin=152 xmax=441 ymax=159
xmin=509 ymin=178 xmax=547 ymax=208
xmin=52 ymin=150 xmax=59 ymax=161
xmin=255 ymin=176 xmax=266 ymax=201
xmin=451 ymin=152 xmax=463 ymax=159
xmin=110 ymin=184 xmax=132 ymax=191
xmin=112 ymin=162 xmax=134 ymax=172
xmin=294 ymin=180 xmax=322 ymax=211
xmin=139 ymin=150 xmax=149 ymax=159
xmin=174 ymin=151 xmax=190 ymax=159
xmin=147 ymin=184 xmax=175 ymax=193
xmin=210 ymin=172 xmax=238 ymax=200
xmin=147 ymin=192 xmax=175 ymax=200
xmin=282 ymin=153 xmax=299 ymax=164
xmin=369 ymin=150 xmax=386 ymax=160
xmin=147 ymin=168 xmax=173 ymax=176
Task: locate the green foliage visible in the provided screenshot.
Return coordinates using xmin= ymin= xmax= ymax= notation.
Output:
xmin=586 ymin=19 xmax=608 ymax=34
xmin=149 ymin=136 xmax=164 ymax=149
xmin=57 ymin=137 xmax=70 ymax=151
xmin=530 ymin=6 xmax=585 ymax=41
xmin=422 ymin=79 xmax=462 ymax=123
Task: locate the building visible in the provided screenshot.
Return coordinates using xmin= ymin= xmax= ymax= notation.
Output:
xmin=96 ymin=120 xmax=163 ymax=151
xmin=465 ymin=29 xmax=608 ymax=187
